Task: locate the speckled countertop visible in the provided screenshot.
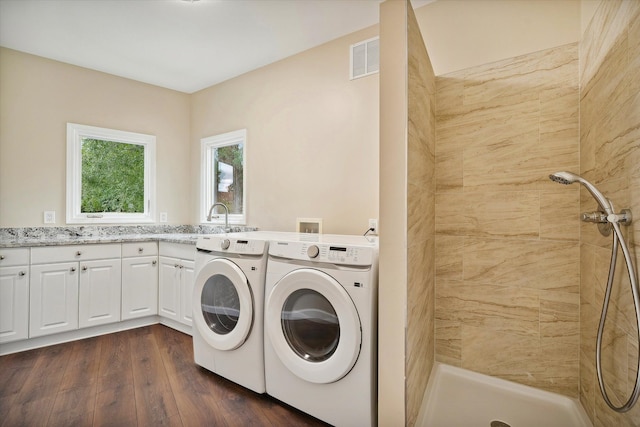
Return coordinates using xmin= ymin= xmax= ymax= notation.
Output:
xmin=0 ymin=225 xmax=258 ymax=248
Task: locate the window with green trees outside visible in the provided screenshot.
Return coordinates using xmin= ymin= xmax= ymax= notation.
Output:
xmin=67 ymin=123 xmax=156 ymax=223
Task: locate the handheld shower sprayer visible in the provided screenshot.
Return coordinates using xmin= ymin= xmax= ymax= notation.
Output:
xmin=549 ymin=171 xmax=640 ymax=413
xmin=548 ymin=171 xmax=614 ymax=214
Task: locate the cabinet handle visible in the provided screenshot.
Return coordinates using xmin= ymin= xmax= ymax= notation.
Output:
xmin=18 ymin=271 xmax=25 ymax=276
xmin=76 ymin=251 xmax=82 ymax=256
xmin=82 ymin=266 xmax=88 ymax=271
xmin=138 ymin=247 xmax=144 ymax=253
xmin=0 ymin=255 xmax=4 ymax=260
xmin=152 ymin=260 xmax=157 ymax=265
xmin=174 ymin=264 xmax=179 ymax=268
xmin=70 ymin=267 xmax=76 ymax=272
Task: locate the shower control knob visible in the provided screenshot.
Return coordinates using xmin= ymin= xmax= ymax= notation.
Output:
xmin=221 ymin=239 xmax=231 ymax=250
xmin=307 ymin=245 xmax=320 ymax=259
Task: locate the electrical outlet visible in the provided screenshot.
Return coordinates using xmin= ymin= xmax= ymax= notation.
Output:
xmin=44 ymin=211 xmax=56 ymax=224
xmin=368 ymin=218 xmax=378 ymax=235
xmin=160 ymin=212 xmax=168 ymax=223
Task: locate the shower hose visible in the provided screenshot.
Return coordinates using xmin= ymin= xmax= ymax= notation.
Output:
xmin=596 ymin=218 xmax=640 ymax=412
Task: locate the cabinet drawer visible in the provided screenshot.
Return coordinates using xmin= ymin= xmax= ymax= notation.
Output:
xmin=0 ymin=248 xmax=30 ymax=267
xmin=159 ymin=242 xmax=195 ymax=261
xmin=122 ymin=242 xmax=158 ymax=258
xmin=31 ymin=244 xmax=121 ymax=264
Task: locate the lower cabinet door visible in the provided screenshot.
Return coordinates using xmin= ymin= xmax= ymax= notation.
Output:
xmin=0 ymin=266 xmax=29 ymax=343
xmin=79 ymin=258 xmax=122 ymax=328
xmin=158 ymin=257 xmax=180 ymax=322
xmin=121 ymin=256 xmax=158 ymax=320
xmin=30 ymin=262 xmax=79 ymax=338
xmin=180 ymin=259 xmax=195 ymax=326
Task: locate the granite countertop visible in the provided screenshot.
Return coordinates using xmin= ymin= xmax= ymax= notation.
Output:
xmin=0 ymin=225 xmax=257 ymax=248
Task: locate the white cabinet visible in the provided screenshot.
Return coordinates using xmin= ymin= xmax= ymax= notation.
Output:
xmin=158 ymin=242 xmax=195 ymax=327
xmin=29 ymin=262 xmax=78 ymax=337
xmin=29 ymin=244 xmax=121 ymax=337
xmin=0 ymin=248 xmax=30 ymax=343
xmin=79 ymin=258 xmax=121 ymax=328
xmin=121 ymin=242 xmax=158 ymax=320
xmin=180 ymin=259 xmax=195 ymax=326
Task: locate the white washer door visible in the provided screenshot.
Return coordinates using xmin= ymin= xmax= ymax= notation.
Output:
xmin=266 ymin=268 xmax=361 ymax=384
xmin=193 ymin=258 xmax=253 ymax=351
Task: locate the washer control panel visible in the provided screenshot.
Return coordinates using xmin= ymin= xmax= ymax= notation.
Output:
xmin=269 ymin=241 xmax=375 ymax=266
xmin=196 ymin=236 xmax=266 ymax=255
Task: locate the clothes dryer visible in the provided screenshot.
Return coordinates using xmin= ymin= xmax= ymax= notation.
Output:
xmin=193 ymin=234 xmax=269 ymax=393
xmin=263 ymin=234 xmax=379 ymax=426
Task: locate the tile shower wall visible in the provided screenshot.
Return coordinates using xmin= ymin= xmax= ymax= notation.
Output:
xmin=434 ymin=43 xmax=581 ymax=396
xmin=406 ymin=3 xmax=436 ymax=426
xmin=579 ymin=0 xmax=640 ymax=425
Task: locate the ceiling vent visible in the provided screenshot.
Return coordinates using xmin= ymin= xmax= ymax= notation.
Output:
xmin=350 ymin=37 xmax=379 ymax=80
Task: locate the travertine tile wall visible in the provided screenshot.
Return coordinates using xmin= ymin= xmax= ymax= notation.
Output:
xmin=579 ymin=1 xmax=640 ymax=425
xmin=405 ymin=3 xmax=436 ymax=426
xmin=434 ymin=43 xmax=581 ymax=396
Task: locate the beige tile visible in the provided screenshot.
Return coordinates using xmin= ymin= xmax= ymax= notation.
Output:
xmin=461 ymin=43 xmax=578 ymax=106
xmin=435 ymin=279 xmax=464 ymax=322
xmin=463 ymin=238 xmax=580 ymax=292
xmin=434 ymin=143 xmax=463 ymax=192
xmin=540 ymin=189 xmax=580 ymax=241
xmin=435 ymin=76 xmax=464 ymax=115
xmin=436 ymin=191 xmax=540 ymax=238
xmin=435 ymin=318 xmax=461 ymax=366
xmin=455 ymin=283 xmax=540 ymax=337
xmin=599 ymin=324 xmax=631 ymax=408
xmin=540 ymin=290 xmax=580 ymax=341
xmin=581 ymin=347 xmax=597 ymax=422
xmin=408 ymin=183 xmax=434 ymax=243
xmin=581 ymin=243 xmax=598 ymax=307
xmin=461 ymin=324 xmax=541 ymax=387
xmin=595 ymin=92 xmax=640 ymax=182
xmin=435 ymin=235 xmax=463 ymax=281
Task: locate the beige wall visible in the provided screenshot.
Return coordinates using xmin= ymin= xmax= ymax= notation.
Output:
xmin=579 ymin=1 xmax=640 ymax=424
xmin=415 ymin=0 xmax=581 ymax=76
xmin=0 ymin=47 xmax=191 ymax=227
xmin=378 ymin=1 xmax=408 ymax=424
xmin=434 ymin=42 xmax=581 ymax=396
xmin=189 ymin=26 xmax=379 ymax=234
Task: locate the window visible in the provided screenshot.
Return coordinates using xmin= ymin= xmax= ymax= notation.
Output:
xmin=201 ymin=129 xmax=246 ymax=225
xmin=66 ymin=123 xmax=156 ymax=224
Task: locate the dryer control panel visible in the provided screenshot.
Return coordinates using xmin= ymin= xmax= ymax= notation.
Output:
xmin=269 ymin=241 xmax=375 ymax=266
xmin=196 ymin=236 xmax=267 ymax=255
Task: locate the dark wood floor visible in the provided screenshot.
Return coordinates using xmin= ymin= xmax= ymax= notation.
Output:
xmin=0 ymin=324 xmax=329 ymax=426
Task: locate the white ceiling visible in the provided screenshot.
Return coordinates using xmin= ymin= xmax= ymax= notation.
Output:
xmin=0 ymin=0 xmax=431 ymax=94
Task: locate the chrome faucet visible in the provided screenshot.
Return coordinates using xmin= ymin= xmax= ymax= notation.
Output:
xmin=207 ymin=202 xmax=229 ymax=232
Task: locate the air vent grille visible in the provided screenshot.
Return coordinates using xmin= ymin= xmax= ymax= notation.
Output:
xmin=350 ymin=37 xmax=379 ymax=80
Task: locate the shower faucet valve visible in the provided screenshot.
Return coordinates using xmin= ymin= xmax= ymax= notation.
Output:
xmin=581 ymin=211 xmax=608 ymax=223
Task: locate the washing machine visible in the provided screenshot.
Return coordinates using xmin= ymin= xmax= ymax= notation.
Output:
xmin=193 ymin=234 xmax=269 ymax=393
xmin=263 ymin=234 xmax=379 ymax=426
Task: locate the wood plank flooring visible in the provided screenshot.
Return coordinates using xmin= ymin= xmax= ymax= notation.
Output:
xmin=0 ymin=325 xmax=329 ymax=426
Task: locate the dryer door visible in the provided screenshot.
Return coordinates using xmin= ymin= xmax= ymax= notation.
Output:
xmin=193 ymin=258 xmax=254 ymax=351
xmin=265 ymin=268 xmax=361 ymax=384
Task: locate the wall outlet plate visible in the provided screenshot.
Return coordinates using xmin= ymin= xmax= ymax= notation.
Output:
xmin=44 ymin=211 xmax=55 ymax=224
xmin=160 ymin=212 xmax=168 ymax=223
xmin=368 ymin=218 xmax=378 ymax=235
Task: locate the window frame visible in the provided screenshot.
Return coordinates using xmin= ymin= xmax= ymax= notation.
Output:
xmin=66 ymin=123 xmax=156 ymax=224
xmin=200 ymin=129 xmax=247 ymax=225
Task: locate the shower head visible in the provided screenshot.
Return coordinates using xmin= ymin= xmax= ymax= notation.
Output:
xmin=549 ymin=171 xmax=613 ymax=214
xmin=549 ymin=171 xmax=579 ymax=185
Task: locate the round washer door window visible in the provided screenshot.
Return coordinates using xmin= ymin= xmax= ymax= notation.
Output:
xmin=193 ymin=259 xmax=253 ymax=351
xmin=266 ymin=268 xmax=361 ymax=384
